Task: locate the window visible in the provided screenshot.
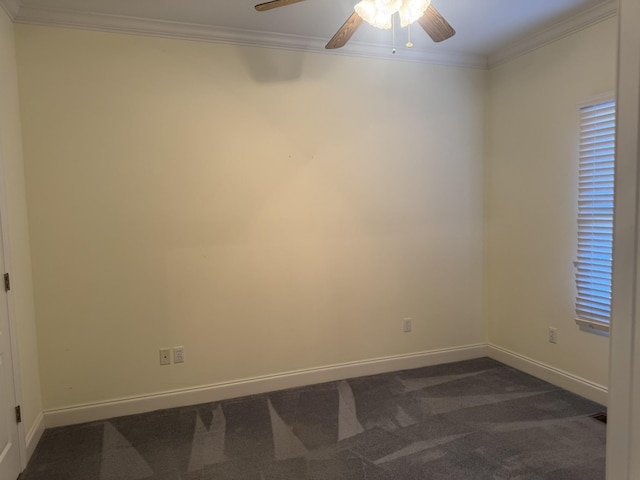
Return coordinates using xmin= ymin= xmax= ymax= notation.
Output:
xmin=575 ymin=99 xmax=615 ymax=332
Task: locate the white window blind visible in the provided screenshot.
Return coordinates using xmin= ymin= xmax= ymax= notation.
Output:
xmin=575 ymin=99 xmax=615 ymax=331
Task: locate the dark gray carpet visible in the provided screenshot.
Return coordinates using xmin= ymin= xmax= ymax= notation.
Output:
xmin=19 ymin=358 xmax=606 ymax=479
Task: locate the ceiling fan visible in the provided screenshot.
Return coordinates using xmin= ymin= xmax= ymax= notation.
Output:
xmin=255 ymin=0 xmax=455 ymax=50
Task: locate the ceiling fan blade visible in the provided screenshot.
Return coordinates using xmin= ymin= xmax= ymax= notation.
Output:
xmin=255 ymin=0 xmax=307 ymax=12
xmin=325 ymin=12 xmax=363 ymax=49
xmin=417 ymin=4 xmax=456 ymax=42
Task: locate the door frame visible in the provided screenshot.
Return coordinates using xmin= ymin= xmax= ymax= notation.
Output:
xmin=607 ymin=0 xmax=640 ymax=477
xmin=0 ymin=146 xmax=26 ymax=469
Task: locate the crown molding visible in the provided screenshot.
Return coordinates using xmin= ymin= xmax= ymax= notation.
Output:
xmin=0 ymin=0 xmax=20 ymax=20
xmin=13 ymin=5 xmax=487 ymax=68
xmin=488 ymin=0 xmax=618 ymax=68
xmin=9 ymin=1 xmax=616 ymax=70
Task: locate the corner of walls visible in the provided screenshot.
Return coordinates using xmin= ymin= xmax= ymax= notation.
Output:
xmin=481 ymin=67 xmax=492 ymax=349
xmin=0 ymin=0 xmax=20 ymax=22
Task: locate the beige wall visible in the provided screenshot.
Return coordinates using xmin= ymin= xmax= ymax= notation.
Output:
xmin=486 ymin=18 xmax=617 ymax=388
xmin=13 ymin=13 xmax=616 ymax=415
xmin=16 ymin=26 xmax=486 ymax=410
xmin=0 ymin=9 xmax=42 ymax=437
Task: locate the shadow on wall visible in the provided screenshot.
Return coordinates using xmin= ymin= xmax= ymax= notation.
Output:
xmin=237 ymin=45 xmax=306 ymax=83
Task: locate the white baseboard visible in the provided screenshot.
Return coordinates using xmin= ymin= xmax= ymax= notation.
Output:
xmin=24 ymin=412 xmax=44 ymax=463
xmin=44 ymin=344 xmax=488 ymax=428
xmin=487 ymin=344 xmax=608 ymax=406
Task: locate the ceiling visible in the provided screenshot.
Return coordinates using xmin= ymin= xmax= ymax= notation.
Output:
xmin=2 ymin=0 xmax=617 ymax=67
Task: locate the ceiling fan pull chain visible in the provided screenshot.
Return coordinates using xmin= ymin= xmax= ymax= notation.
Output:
xmin=406 ymin=22 xmax=413 ymax=48
xmin=392 ymin=13 xmax=396 ymax=54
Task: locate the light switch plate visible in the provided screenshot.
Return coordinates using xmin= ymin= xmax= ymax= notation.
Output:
xmin=160 ymin=348 xmax=171 ymax=365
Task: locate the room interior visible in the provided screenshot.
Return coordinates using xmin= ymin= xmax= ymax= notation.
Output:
xmin=0 ymin=0 xmax=636 ymax=477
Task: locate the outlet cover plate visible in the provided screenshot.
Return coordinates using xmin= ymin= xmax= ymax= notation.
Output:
xmin=403 ymin=318 xmax=412 ymax=333
xmin=173 ymin=346 xmax=185 ymax=363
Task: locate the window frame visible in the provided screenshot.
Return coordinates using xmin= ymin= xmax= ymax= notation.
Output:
xmin=574 ymin=94 xmax=616 ymax=335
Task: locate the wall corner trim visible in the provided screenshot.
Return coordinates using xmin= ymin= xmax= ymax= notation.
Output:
xmin=24 ymin=412 xmax=44 ymax=464
xmin=43 ymin=344 xmax=487 ymax=428
xmin=487 ymin=343 xmax=608 ymax=406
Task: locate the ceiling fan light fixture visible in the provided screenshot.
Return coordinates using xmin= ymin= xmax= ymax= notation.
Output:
xmin=257 ymin=0 xmax=455 ymax=49
xmin=354 ymin=0 xmax=393 ymax=29
xmin=398 ymin=0 xmax=431 ymax=27
xmin=355 ymin=0 xmax=431 ymax=30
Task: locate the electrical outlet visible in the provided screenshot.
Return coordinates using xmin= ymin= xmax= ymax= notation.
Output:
xmin=403 ymin=318 xmax=412 ymax=333
xmin=548 ymin=327 xmax=558 ymax=344
xmin=173 ymin=346 xmax=185 ymax=364
xmin=160 ymin=348 xmax=171 ymax=365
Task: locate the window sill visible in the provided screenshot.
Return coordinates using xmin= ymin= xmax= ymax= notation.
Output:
xmin=575 ymin=318 xmax=610 ymax=336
